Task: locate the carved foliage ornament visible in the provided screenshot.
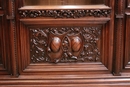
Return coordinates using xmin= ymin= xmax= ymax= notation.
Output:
xmin=19 ymin=9 xmax=111 ymax=18
xmin=30 ymin=27 xmax=101 ymax=63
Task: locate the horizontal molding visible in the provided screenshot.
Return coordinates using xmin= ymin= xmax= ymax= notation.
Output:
xmin=23 ymin=63 xmax=108 ymax=72
xmin=19 ymin=5 xmax=111 ymax=10
xmin=20 ymin=18 xmax=110 ymax=25
xmin=0 ymin=78 xmax=130 ymax=86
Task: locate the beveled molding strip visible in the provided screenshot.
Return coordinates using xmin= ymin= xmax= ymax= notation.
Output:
xmin=19 ymin=9 xmax=111 ymax=18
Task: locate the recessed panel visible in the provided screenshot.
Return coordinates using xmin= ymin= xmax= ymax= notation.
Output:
xmin=24 ymin=0 xmax=105 ymax=6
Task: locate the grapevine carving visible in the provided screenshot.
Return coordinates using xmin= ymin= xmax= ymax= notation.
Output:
xmin=19 ymin=9 xmax=111 ymax=18
xmin=30 ymin=27 xmax=101 ymax=63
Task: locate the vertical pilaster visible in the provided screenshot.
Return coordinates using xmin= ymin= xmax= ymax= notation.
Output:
xmin=113 ymin=0 xmax=125 ymax=75
xmin=7 ymin=0 xmax=18 ymax=77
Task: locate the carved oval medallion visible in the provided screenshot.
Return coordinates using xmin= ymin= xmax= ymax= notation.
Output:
xmin=71 ymin=37 xmax=82 ymax=52
xmin=51 ymin=37 xmax=61 ymax=53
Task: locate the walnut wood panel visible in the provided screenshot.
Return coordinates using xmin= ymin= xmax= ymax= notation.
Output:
xmin=17 ymin=18 xmax=113 ymax=75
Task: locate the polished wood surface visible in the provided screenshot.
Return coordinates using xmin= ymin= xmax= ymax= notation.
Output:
xmin=24 ymin=0 xmax=105 ymax=6
xmin=0 ymin=0 xmax=130 ymax=86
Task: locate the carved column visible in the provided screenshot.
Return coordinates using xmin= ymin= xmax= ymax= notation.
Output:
xmin=7 ymin=0 xmax=18 ymax=76
xmin=113 ymin=0 xmax=125 ymax=75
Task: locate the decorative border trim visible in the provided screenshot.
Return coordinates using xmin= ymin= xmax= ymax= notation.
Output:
xmin=19 ymin=9 xmax=111 ymax=18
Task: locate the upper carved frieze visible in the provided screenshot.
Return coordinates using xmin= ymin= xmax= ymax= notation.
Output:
xmin=19 ymin=9 xmax=111 ymax=18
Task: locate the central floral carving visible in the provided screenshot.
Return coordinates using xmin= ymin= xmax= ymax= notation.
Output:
xmin=30 ymin=27 xmax=101 ymax=63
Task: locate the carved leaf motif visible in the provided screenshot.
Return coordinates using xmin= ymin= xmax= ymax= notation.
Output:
xmin=30 ymin=27 xmax=101 ymax=63
xmin=19 ymin=9 xmax=111 ymax=18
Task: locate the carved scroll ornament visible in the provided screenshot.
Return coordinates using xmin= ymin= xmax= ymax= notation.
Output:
xmin=19 ymin=9 xmax=111 ymax=18
xmin=30 ymin=27 xmax=101 ymax=63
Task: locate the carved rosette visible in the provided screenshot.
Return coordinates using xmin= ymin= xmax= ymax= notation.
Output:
xmin=30 ymin=27 xmax=101 ymax=63
xmin=19 ymin=9 xmax=111 ymax=18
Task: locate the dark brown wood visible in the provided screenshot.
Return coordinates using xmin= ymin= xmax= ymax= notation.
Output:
xmin=0 ymin=0 xmax=12 ymax=75
xmin=29 ymin=26 xmax=101 ymax=63
xmin=0 ymin=0 xmax=130 ymax=86
xmin=112 ymin=0 xmax=125 ymax=76
xmin=124 ymin=14 xmax=130 ymax=69
xmin=7 ymin=0 xmax=18 ymax=77
xmin=0 ymin=0 xmax=2 ymax=9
